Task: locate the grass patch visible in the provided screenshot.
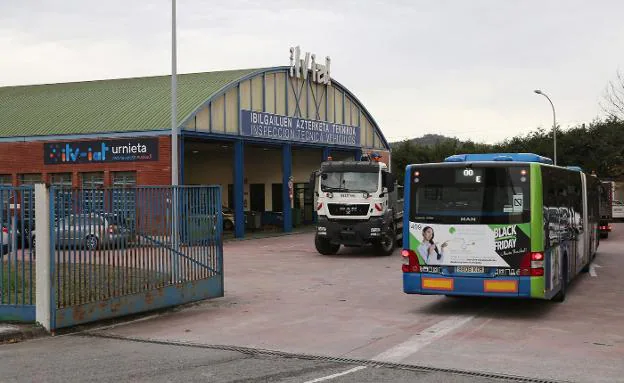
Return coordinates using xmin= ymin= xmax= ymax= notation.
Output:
xmin=1 ymin=261 xmax=170 ymax=306
xmin=1 ymin=262 xmax=34 ymax=305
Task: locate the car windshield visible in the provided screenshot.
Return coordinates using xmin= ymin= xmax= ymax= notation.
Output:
xmin=320 ymin=171 xmax=379 ymax=193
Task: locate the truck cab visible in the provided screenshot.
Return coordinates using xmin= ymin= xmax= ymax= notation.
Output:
xmin=310 ymin=156 xmax=402 ymax=256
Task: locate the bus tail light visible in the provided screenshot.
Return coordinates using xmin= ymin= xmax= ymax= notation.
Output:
xmin=520 ymin=252 xmax=544 ymax=276
xmin=401 ymin=249 xmax=420 ymax=273
xmin=374 ymin=203 xmax=383 ymax=212
xmin=316 ymin=202 xmax=323 ymax=211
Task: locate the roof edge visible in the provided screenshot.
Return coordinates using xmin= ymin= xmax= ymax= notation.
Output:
xmin=180 ymin=66 xmax=391 ymax=151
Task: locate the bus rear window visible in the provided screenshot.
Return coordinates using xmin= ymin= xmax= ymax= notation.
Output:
xmin=410 ymin=165 xmax=530 ymax=224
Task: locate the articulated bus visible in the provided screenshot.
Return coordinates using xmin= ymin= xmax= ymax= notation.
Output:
xmin=401 ymin=153 xmax=600 ymax=302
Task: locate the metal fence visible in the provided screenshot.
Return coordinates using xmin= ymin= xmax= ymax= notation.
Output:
xmin=0 ymin=186 xmax=36 ymax=322
xmin=50 ymin=185 xmax=224 ymax=329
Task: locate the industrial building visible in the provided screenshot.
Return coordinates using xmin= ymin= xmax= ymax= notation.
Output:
xmin=0 ymin=47 xmax=391 ymax=237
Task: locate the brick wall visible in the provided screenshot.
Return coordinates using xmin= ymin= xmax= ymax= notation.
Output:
xmin=0 ymin=136 xmax=172 ymax=186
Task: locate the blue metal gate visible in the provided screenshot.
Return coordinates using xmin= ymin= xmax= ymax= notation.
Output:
xmin=0 ymin=186 xmax=36 ymax=322
xmin=49 ymin=185 xmax=223 ymax=330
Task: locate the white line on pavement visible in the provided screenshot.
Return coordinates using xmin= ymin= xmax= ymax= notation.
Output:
xmin=371 ymin=315 xmax=475 ymax=363
xmin=303 ymin=366 xmax=368 ymax=383
xmin=589 ymin=263 xmax=602 ymax=277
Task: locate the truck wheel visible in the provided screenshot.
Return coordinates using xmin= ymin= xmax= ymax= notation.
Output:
xmin=374 ymin=226 xmax=396 ymax=256
xmin=315 ymin=235 xmax=340 ymax=255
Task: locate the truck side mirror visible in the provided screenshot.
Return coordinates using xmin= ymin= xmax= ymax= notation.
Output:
xmin=386 ymin=173 xmax=396 ymax=192
xmin=309 ymin=172 xmax=317 ymax=195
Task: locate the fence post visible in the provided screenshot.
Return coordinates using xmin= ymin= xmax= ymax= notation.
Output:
xmin=35 ymin=183 xmax=52 ymax=332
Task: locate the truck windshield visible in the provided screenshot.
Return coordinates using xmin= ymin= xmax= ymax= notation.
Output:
xmin=410 ymin=165 xmax=530 ymax=224
xmin=321 ymin=172 xmax=379 ymax=193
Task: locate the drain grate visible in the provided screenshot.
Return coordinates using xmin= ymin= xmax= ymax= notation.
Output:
xmin=80 ymin=332 xmax=571 ymax=383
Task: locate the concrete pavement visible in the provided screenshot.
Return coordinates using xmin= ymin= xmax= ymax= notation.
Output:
xmin=85 ymin=224 xmax=624 ymax=382
xmin=0 ymin=335 xmax=522 ymax=383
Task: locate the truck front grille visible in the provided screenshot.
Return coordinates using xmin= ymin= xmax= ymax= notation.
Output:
xmin=327 ymin=203 xmax=370 ymax=216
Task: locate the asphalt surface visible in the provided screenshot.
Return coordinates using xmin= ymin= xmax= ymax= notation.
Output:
xmin=0 ymin=335 xmax=531 ymax=383
xmin=2 ymin=224 xmax=624 ymax=382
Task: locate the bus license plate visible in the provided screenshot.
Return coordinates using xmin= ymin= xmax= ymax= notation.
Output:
xmin=456 ymin=266 xmax=484 ymax=273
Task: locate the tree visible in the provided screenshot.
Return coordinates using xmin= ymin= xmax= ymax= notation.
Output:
xmin=391 ymin=119 xmax=624 ymax=182
xmin=601 ymin=70 xmax=624 ymax=120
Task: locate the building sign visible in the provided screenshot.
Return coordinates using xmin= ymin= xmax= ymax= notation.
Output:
xmin=289 ymin=45 xmax=331 ymax=85
xmin=44 ymin=137 xmax=159 ymax=164
xmin=241 ymin=110 xmax=360 ymax=147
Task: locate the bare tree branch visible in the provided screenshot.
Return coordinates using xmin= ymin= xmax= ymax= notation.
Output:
xmin=600 ymin=70 xmax=624 ymax=120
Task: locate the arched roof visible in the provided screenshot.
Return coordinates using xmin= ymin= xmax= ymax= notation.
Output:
xmin=178 ymin=66 xmax=390 ymax=150
xmin=0 ymin=66 xmax=389 ymax=150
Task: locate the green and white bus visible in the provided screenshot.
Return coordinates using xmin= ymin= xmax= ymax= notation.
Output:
xmin=401 ymin=153 xmax=600 ymax=302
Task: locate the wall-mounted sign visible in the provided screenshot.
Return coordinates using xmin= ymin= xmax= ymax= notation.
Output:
xmin=289 ymin=45 xmax=331 ymax=85
xmin=241 ymin=110 xmax=360 ymax=147
xmin=44 ymin=137 xmax=159 ymax=164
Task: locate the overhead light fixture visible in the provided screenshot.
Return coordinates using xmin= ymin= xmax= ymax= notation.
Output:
xmin=221 ymin=145 xmax=229 ymax=148
xmin=192 ymin=150 xmax=199 ymax=154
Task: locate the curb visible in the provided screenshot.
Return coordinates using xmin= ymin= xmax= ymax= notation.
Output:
xmin=0 ymin=325 xmax=48 ymax=345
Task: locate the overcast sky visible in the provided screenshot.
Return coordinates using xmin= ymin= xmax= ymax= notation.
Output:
xmin=1 ymin=0 xmax=623 ymax=143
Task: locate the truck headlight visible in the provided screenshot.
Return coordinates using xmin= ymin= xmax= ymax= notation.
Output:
xmin=318 ymin=226 xmax=327 ymax=232
xmin=370 ymin=227 xmax=381 ymax=232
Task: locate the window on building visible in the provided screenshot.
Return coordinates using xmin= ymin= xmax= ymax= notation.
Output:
xmin=50 ymin=173 xmax=72 ymax=188
xmin=19 ymin=174 xmax=42 ymax=185
xmin=50 ymin=173 xmax=73 ymax=213
xmin=112 ymin=172 xmax=136 ymax=187
xmin=112 ymin=172 xmax=136 ymax=216
xmin=81 ymin=172 xmax=104 ymax=213
xmin=19 ymin=174 xmax=42 ymax=213
xmin=0 ymin=175 xmax=11 ymax=186
xmin=0 ymin=174 xmax=11 ymax=207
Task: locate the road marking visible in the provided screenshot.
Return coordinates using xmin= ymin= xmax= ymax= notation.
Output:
xmin=303 ymin=366 xmax=367 ymax=383
xmin=589 ymin=263 xmax=602 ymax=277
xmin=372 ymin=315 xmax=475 ymax=363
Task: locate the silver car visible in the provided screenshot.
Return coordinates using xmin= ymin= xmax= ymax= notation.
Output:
xmin=51 ymin=214 xmax=132 ymax=250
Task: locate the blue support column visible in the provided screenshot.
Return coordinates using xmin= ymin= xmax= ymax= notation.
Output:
xmin=282 ymin=144 xmax=293 ymax=233
xmin=233 ymin=140 xmax=245 ymax=238
xmin=322 ymin=147 xmax=331 ymax=162
xmin=354 ymin=148 xmax=363 ymax=161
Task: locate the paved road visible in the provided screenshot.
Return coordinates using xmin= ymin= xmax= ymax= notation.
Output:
xmin=0 ymin=335 xmax=534 ymax=382
xmin=2 ymin=224 xmax=624 ymax=382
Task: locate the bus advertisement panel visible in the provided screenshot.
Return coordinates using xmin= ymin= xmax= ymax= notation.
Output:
xmin=409 ymin=222 xmax=530 ymax=268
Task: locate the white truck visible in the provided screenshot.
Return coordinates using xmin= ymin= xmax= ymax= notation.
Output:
xmin=309 ymin=156 xmax=403 ymax=256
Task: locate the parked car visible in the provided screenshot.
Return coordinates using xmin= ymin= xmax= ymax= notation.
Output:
xmin=0 ymin=219 xmax=32 ymax=255
xmin=33 ymin=213 xmax=131 ymax=250
xmin=223 ymin=206 xmax=234 ymax=231
xmin=613 ymin=200 xmax=624 ymax=220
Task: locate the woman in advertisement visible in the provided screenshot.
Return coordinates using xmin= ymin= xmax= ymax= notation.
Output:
xmin=417 ymin=226 xmax=448 ymax=265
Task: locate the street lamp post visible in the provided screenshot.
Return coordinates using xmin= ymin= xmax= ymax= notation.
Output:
xmin=171 ymin=0 xmax=180 ymax=280
xmin=171 ymin=0 xmax=178 ymax=185
xmin=533 ymin=89 xmax=557 ymax=166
